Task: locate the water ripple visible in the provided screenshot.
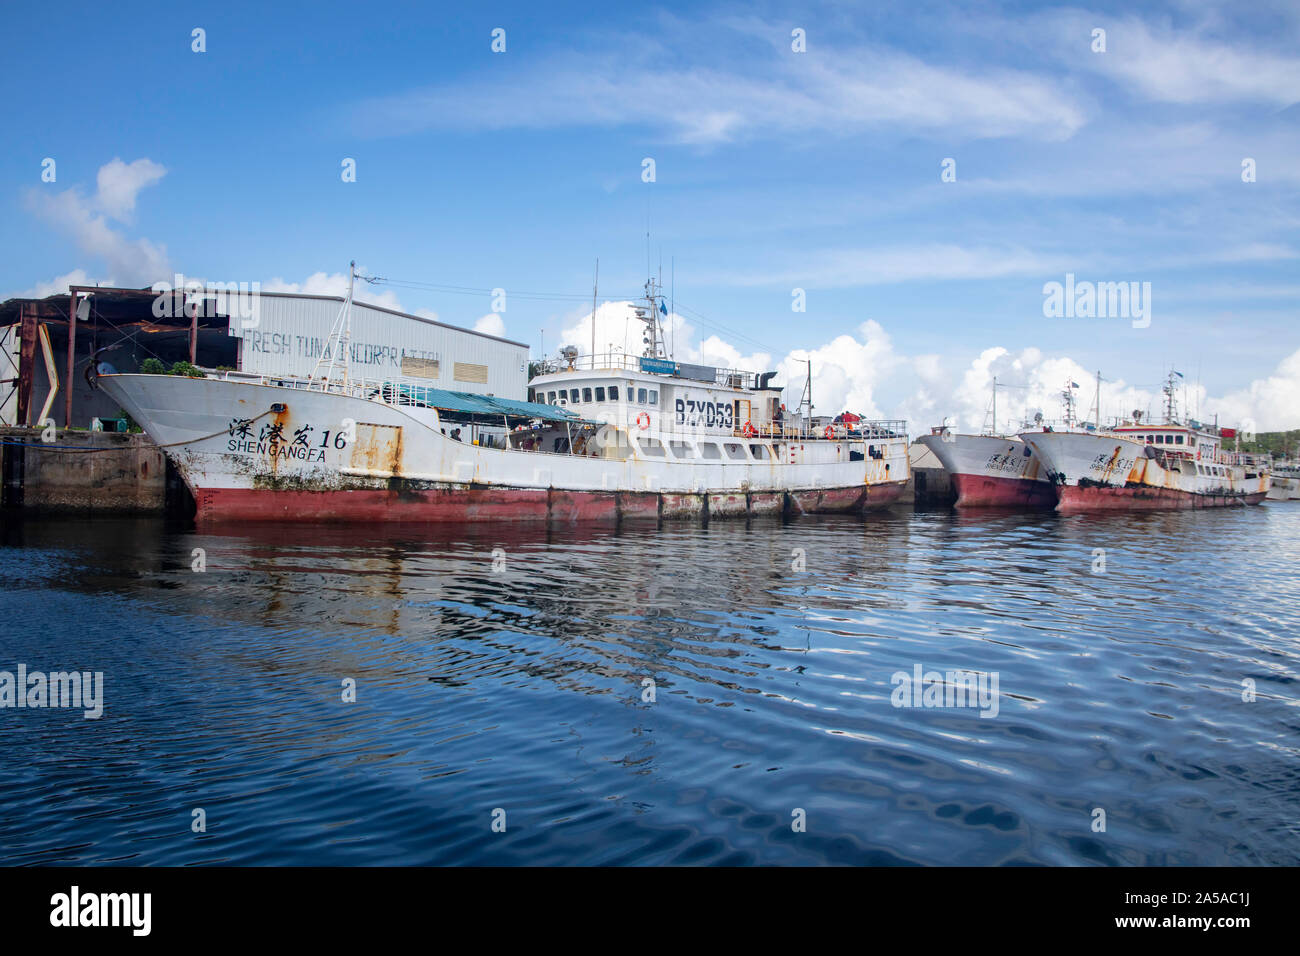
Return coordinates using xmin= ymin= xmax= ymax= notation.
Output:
xmin=1 ymin=505 xmax=1298 ymax=865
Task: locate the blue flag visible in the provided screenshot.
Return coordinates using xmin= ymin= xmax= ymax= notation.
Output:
xmin=659 ymin=300 xmax=668 ymax=315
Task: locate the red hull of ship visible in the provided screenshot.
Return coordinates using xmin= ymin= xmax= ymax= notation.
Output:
xmin=1056 ymin=485 xmax=1267 ymax=512
xmin=194 ymin=482 xmax=906 ymax=523
xmin=951 ymin=473 xmax=1056 ymax=509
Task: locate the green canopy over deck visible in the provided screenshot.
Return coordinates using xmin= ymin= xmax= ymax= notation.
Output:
xmin=381 ymin=384 xmax=600 ymax=425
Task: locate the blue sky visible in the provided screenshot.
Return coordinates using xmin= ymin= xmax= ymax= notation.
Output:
xmin=2 ymin=0 xmax=1297 ymax=431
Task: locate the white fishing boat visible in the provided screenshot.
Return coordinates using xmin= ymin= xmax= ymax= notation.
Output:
xmin=1019 ymin=372 xmax=1269 ymax=511
xmin=914 ymin=378 xmax=1055 ymax=508
xmin=1267 ymin=462 xmax=1300 ymax=501
xmin=92 ymin=268 xmax=910 ymax=522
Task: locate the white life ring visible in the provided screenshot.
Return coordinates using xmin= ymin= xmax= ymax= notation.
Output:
xmin=636 ymin=412 xmax=650 ymax=430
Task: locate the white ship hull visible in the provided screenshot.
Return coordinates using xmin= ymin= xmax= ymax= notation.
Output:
xmin=97 ymin=374 xmax=910 ymax=522
xmin=915 ymin=433 xmax=1054 ymax=508
xmin=1019 ymin=429 xmax=1269 ymax=511
xmin=1267 ymin=474 xmax=1300 ymax=501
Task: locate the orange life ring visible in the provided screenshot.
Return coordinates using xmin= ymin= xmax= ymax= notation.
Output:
xmin=743 ymin=421 xmax=757 ymax=438
xmin=823 ymin=425 xmax=835 ymax=439
xmin=636 ymin=411 xmax=650 ymax=430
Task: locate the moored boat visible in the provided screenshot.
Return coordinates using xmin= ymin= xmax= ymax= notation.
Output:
xmin=915 ymin=430 xmax=1055 ymax=508
xmin=1019 ymin=374 xmax=1269 ymax=511
xmin=92 ymin=272 xmax=910 ymax=523
xmin=1267 ymin=462 xmax=1300 ymax=501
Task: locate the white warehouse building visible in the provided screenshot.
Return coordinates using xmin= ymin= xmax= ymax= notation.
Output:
xmin=0 ymin=284 xmax=531 ymax=430
xmin=228 ymin=293 xmax=529 ymax=399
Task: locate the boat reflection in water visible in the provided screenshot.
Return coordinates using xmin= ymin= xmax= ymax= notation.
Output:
xmin=3 ymin=504 xmax=1299 ymax=866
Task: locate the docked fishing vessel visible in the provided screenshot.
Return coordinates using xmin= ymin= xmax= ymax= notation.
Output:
xmin=92 ymin=268 xmax=910 ymax=522
xmin=915 ymin=379 xmax=1054 ymax=508
xmin=916 ymin=431 xmax=1054 ymax=508
xmin=1267 ymin=462 xmax=1300 ymax=501
xmin=1019 ymin=372 xmax=1269 ymax=511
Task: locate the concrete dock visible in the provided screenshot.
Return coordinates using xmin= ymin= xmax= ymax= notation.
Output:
xmin=0 ymin=426 xmax=174 ymax=514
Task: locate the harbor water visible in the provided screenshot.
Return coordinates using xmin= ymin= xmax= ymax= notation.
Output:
xmin=2 ymin=504 xmax=1298 ymax=866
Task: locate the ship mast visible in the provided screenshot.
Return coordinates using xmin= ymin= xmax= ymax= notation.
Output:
xmin=798 ymin=359 xmax=813 ymax=422
xmin=631 ymin=276 xmax=667 ymax=359
xmin=1162 ymin=368 xmax=1180 ymax=424
xmin=1060 ymin=379 xmax=1078 ymax=428
xmin=313 ymin=260 xmax=355 ymax=387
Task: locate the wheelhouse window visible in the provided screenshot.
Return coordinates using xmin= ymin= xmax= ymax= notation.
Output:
xmin=724 ymin=442 xmax=747 ymax=460
xmin=648 ymin=390 xmax=658 ymax=405
xmin=583 ymin=387 xmax=593 ymax=403
xmin=595 ymin=387 xmax=606 ymax=402
xmin=1175 ymin=435 xmax=1184 ymax=444
xmin=749 ymin=444 xmax=769 ymax=459
xmin=637 ymin=388 xmax=648 ymax=404
xmin=608 ymin=385 xmax=619 ymax=401
xmin=569 ymin=389 xmax=580 ymax=403
xmin=547 ymin=391 xmax=557 ymax=404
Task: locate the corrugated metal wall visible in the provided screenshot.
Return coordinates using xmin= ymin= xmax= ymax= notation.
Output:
xmin=228 ymin=294 xmax=528 ymax=398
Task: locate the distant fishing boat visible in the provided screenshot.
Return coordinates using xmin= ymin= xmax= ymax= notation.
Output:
xmin=93 ymin=268 xmax=910 ymax=522
xmin=1267 ymin=462 xmax=1300 ymax=501
xmin=915 ymin=377 xmax=1054 ymax=508
xmin=1020 ymin=371 xmax=1269 ymax=511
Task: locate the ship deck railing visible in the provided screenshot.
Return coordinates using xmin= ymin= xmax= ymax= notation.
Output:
xmin=538 ymin=353 xmax=763 ymax=389
xmin=206 ymin=370 xmax=906 ymax=445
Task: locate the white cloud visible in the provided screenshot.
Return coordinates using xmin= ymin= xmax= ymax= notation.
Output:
xmin=349 ymin=33 xmax=1086 ymax=144
xmin=1212 ymin=349 xmax=1300 ymax=433
xmin=552 ymin=300 xmax=1300 ymax=435
xmin=1069 ymin=14 xmax=1300 ymax=107
xmin=25 ymin=158 xmax=169 ymax=286
xmin=472 ymin=313 xmax=506 ymax=337
xmin=261 ymin=271 xmax=407 ymax=312
xmin=95 ymin=158 xmax=167 ymax=221
xmin=5 ymin=268 xmax=109 ymax=301
xmin=718 ymin=244 xmax=1073 ymax=288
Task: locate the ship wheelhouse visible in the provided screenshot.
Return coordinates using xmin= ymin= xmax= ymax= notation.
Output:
xmin=525 ymin=352 xmax=908 ymax=468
